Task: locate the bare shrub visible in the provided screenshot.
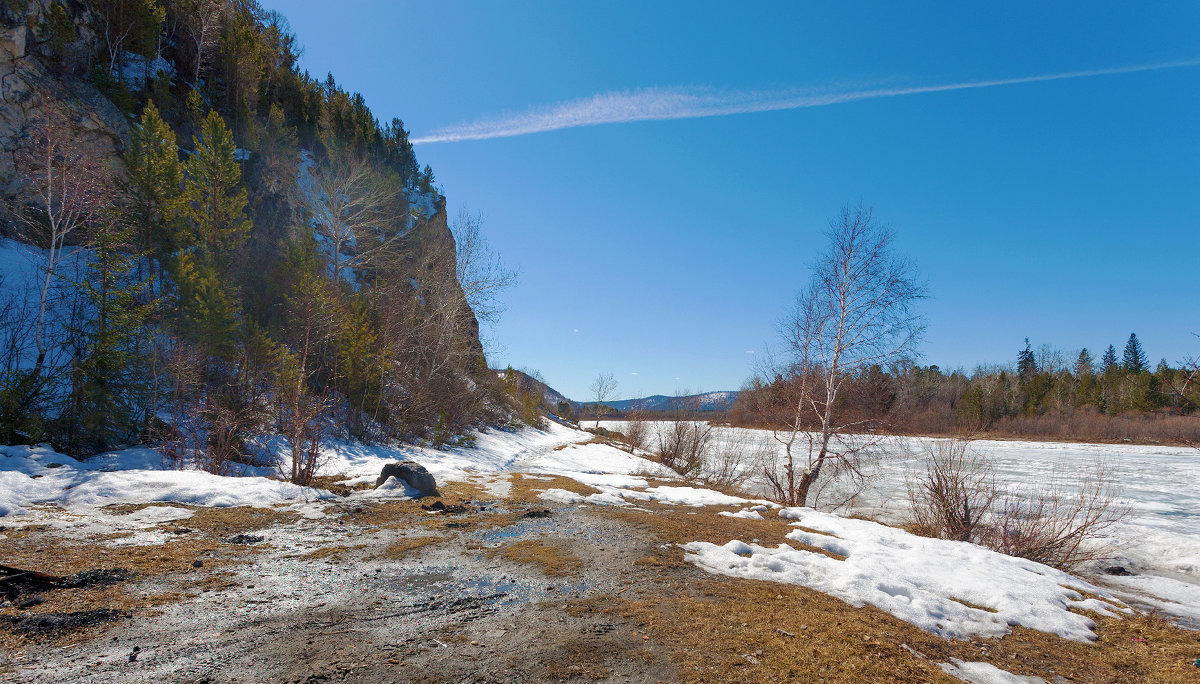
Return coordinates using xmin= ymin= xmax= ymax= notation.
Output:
xmin=156 ymin=339 xmax=204 ymax=470
xmin=701 ymin=429 xmax=770 ymax=491
xmin=985 ymin=462 xmax=1129 ymax=571
xmin=656 ymin=418 xmax=713 ymax=477
xmin=623 ymin=409 xmax=649 ymax=453
xmin=906 ymin=439 xmax=997 ymax=542
xmin=201 ymin=398 xmax=266 ymax=476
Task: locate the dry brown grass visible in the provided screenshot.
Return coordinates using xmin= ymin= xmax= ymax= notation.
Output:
xmin=372 ymin=535 xmax=447 ymax=560
xmin=297 ymin=544 xmax=369 ymax=561
xmin=507 ymin=473 xmax=600 ymax=503
xmin=486 ymin=539 xmax=582 ymax=577
xmin=591 ymin=503 xmax=1200 ymax=683
xmin=539 ymin=639 xmax=615 ymax=680
xmin=604 ymin=500 xmax=846 ymax=560
xmin=307 ymin=474 xmax=374 ymax=497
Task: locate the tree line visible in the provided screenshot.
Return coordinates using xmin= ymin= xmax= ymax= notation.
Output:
xmin=0 ymin=1 xmax=524 ymax=477
xmin=733 ymin=332 xmax=1199 ymax=444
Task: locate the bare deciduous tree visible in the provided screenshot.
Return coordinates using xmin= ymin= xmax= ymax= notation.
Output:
xmin=452 ymin=210 xmax=518 ymax=327
xmin=589 ymin=372 xmax=617 ymax=428
xmin=765 ymin=204 xmax=926 ymax=507
xmin=183 ymin=0 xmax=226 ymax=86
xmin=15 ymin=100 xmax=112 ymax=384
xmin=275 ymin=275 xmax=336 ymax=485
xmin=301 ymin=145 xmax=406 ymax=280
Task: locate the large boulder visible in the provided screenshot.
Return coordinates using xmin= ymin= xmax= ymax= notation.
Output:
xmin=376 ymin=460 xmax=438 ymax=497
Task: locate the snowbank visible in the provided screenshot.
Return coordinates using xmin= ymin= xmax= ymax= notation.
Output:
xmin=0 ymin=444 xmax=334 ymax=516
xmin=683 ymin=507 xmax=1129 ymax=642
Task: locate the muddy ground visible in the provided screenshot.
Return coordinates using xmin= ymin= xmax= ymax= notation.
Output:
xmin=0 ymin=479 xmax=692 ymax=683
xmin=2 ymin=473 xmax=1199 ymax=683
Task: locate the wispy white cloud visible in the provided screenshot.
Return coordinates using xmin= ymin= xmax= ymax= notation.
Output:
xmin=412 ymin=60 xmax=1199 ymax=144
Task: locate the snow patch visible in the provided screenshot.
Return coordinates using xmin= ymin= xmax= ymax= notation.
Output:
xmin=683 ymin=507 xmax=1127 ymax=642
xmin=939 ymin=659 xmax=1046 ymax=683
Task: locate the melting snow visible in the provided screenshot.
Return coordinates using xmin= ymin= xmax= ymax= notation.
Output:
xmin=683 ymin=507 xmax=1130 ymax=642
xmin=939 ymin=659 xmax=1046 ymax=683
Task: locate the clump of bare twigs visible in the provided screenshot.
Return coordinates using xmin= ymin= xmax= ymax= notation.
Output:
xmin=907 ymin=438 xmax=1129 ymax=570
xmin=699 ymin=428 xmax=770 ymax=490
xmin=906 ymin=439 xmax=997 ymax=542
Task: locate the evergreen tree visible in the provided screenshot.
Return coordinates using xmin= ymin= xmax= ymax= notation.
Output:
xmin=69 ymin=218 xmax=153 ymax=452
xmin=1101 ymin=345 xmax=1119 ymax=373
xmin=126 ymin=101 xmax=186 ymax=283
xmin=185 ymin=110 xmax=251 ymax=261
xmin=1074 ymin=348 xmax=1094 ymax=377
xmin=1017 ymin=338 xmax=1037 ymax=381
xmin=1123 ymin=333 xmax=1148 ymax=373
xmin=170 ymin=251 xmax=239 ymax=359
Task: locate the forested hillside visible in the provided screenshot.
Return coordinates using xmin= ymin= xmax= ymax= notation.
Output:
xmin=733 ymin=334 xmax=1200 ymax=443
xmin=0 ymin=0 xmax=522 ymax=471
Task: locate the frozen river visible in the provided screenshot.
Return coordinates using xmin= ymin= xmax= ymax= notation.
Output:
xmin=601 ymin=421 xmax=1200 ymax=625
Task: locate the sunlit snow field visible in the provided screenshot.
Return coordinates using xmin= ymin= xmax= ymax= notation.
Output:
xmin=602 ymin=421 xmax=1200 ymax=623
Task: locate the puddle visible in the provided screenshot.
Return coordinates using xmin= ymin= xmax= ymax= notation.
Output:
xmin=477 ymin=518 xmax=554 ymax=544
xmin=382 ymin=566 xmax=597 ymax=613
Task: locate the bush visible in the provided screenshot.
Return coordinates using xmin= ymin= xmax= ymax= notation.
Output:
xmin=905 ymin=440 xmax=1129 ymax=570
xmin=906 ymin=439 xmax=996 ymax=542
xmin=700 ymin=428 xmax=769 ymax=490
xmin=985 ymin=462 xmax=1129 ymax=570
xmin=656 ymin=419 xmax=712 ymax=477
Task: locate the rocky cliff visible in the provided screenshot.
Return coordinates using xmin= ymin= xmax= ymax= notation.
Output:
xmin=1 ymin=1 xmax=129 ymax=204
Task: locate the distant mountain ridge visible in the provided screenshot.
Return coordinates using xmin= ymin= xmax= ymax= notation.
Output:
xmin=580 ymin=391 xmax=739 ymax=413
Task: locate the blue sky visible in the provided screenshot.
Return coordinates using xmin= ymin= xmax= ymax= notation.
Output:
xmin=276 ymin=1 xmax=1199 ymax=401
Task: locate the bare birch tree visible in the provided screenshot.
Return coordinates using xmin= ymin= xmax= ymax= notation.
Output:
xmin=182 ymin=0 xmax=225 ymax=86
xmin=765 ymin=204 xmax=926 ymax=507
xmin=302 ymin=144 xmax=405 ymax=280
xmin=15 ymin=100 xmax=111 ymax=384
xmin=589 ymin=372 xmax=617 ymax=428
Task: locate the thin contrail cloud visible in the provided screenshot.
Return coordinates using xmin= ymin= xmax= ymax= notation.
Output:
xmin=411 ymin=59 xmax=1200 ymax=144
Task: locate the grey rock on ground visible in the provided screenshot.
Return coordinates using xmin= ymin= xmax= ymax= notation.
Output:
xmin=376 ymin=460 xmax=439 ymax=497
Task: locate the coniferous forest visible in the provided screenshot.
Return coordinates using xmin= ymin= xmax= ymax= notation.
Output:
xmin=0 ymin=0 xmax=526 ymax=475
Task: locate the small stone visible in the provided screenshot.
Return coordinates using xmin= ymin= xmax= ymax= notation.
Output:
xmin=192 ymin=560 xmax=203 ymax=568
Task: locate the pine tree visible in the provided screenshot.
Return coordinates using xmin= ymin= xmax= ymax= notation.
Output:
xmin=185 ymin=110 xmax=251 ymax=261
xmin=70 ymin=218 xmax=153 ymax=452
xmin=1123 ymin=333 xmax=1148 ymax=374
xmin=1017 ymin=338 xmax=1037 ymax=381
xmin=1074 ymin=348 xmax=1094 ymax=377
xmin=1101 ymin=345 xmax=1119 ymax=373
xmin=170 ymin=251 xmax=238 ymax=359
xmin=126 ymin=101 xmax=186 ymax=285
